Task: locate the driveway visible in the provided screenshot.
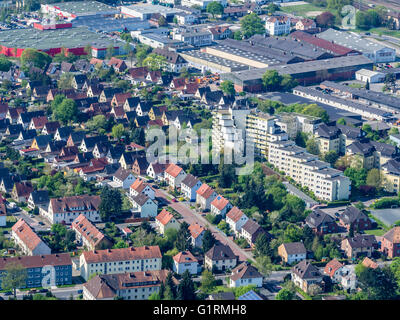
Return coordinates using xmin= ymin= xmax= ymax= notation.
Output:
xmin=154 ymin=188 xmax=254 ymax=262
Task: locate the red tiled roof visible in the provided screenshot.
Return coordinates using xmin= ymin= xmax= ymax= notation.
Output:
xmin=165 ymin=163 xmax=183 ymax=178
xmin=188 ymin=223 xmax=205 ymax=239
xmin=50 ymin=195 xmax=101 ymax=214
xmin=0 ymin=253 xmax=71 ymax=270
xmin=130 ymin=179 xmax=146 ymax=193
xmin=211 ymin=195 xmax=229 ymax=211
xmin=324 ymin=259 xmax=344 ymax=278
xmin=173 ymin=251 xmax=198 ymax=263
xmin=72 ymin=214 xmax=106 ymax=247
xmin=82 ymin=246 xmax=162 ymax=264
xmin=226 ymin=206 xmax=244 ymax=223
xmin=196 ymin=183 xmax=215 ymax=199
xmin=156 ymin=209 xmax=174 ymax=226
xmin=31 ymin=116 xmax=48 ymax=129
xmin=11 ymin=218 xmax=44 ymax=252
xmin=362 ymin=257 xmax=378 ymax=269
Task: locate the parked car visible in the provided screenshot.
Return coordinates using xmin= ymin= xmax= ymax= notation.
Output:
xmin=38 ymin=289 xmax=48 ymax=293
xmin=4 ymin=291 xmax=12 ymax=296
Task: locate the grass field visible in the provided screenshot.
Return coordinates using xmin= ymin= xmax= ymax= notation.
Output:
xmin=279 ymin=3 xmax=324 ymax=17
xmin=364 ymin=229 xmax=386 ymax=236
xmin=353 ymin=27 xmax=400 ymax=39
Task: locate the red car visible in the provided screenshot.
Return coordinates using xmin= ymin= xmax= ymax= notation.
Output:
xmin=171 ymin=198 xmax=177 ymax=202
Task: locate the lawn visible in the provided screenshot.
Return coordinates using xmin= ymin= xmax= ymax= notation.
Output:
xmin=359 ymin=27 xmax=400 ymax=39
xmin=279 ymin=3 xmax=324 ymax=17
xmin=364 ymin=229 xmax=386 ymax=236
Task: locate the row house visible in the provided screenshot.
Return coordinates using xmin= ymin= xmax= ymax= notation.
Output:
xmin=188 ymin=223 xmax=205 ymax=248
xmin=130 ymin=193 xmax=157 ymax=218
xmin=129 ymin=179 xmax=155 ymax=200
xmin=164 ymin=163 xmax=187 ymax=189
xmin=196 ymin=183 xmax=217 ymax=211
xmin=181 ymin=174 xmax=202 ymax=201
xmin=155 ymin=209 xmax=179 ymax=236
xmin=226 ymin=206 xmax=248 ymax=237
xmin=210 ymin=195 xmax=232 ymax=218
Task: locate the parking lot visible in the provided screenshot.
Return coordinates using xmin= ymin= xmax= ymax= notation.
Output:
xmin=370 ymin=208 xmax=400 ymax=227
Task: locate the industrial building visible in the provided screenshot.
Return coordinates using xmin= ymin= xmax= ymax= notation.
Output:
xmin=0 ymin=26 xmax=121 ymax=58
xmin=317 ymin=28 xmax=396 ymax=63
xmin=220 ymin=55 xmax=374 ymax=92
xmin=121 ymin=4 xmax=184 ymax=20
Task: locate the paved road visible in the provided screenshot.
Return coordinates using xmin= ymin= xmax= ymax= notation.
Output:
xmin=154 ymin=188 xmax=254 ymax=262
xmin=0 ymin=284 xmax=83 ymax=300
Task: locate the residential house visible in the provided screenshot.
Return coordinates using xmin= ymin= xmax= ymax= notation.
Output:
xmin=380 ymin=226 xmax=400 ymax=258
xmin=338 ymin=206 xmax=372 ymax=232
xmin=108 ymin=57 xmax=128 ymax=73
xmin=295 ymin=18 xmax=316 ymax=31
xmin=164 ymin=163 xmax=187 ymax=189
xmin=130 ymin=193 xmax=157 ymax=218
xmin=341 ymin=234 xmax=377 ymax=260
xmin=173 ymin=251 xmax=198 ymax=275
xmin=291 ymin=260 xmax=324 ymax=294
xmin=27 ymin=190 xmax=49 ymax=210
xmin=323 ymin=258 xmax=356 ymax=291
xmin=181 ymin=174 xmax=202 ymax=201
xmin=204 ymin=244 xmax=237 ymax=271
xmin=240 ymin=219 xmax=268 ymax=247
xmin=11 ymin=182 xmax=33 ymax=203
xmin=278 ymin=242 xmax=307 ymax=265
xmin=210 ymin=195 xmax=232 ymax=218
xmin=226 ymin=206 xmax=249 ymax=236
xmin=112 ymin=167 xmax=136 ymax=189
xmin=72 ymin=214 xmax=112 ymax=251
xmin=132 ymin=157 xmax=149 ymax=176
xmin=305 ymin=208 xmax=339 ymax=235
xmin=129 ymin=179 xmax=155 ymax=200
xmin=11 ymin=218 xmax=51 ymax=256
xmin=188 ymin=223 xmax=205 ymax=248
xmin=146 ymin=162 xmax=169 ymax=181
xmin=196 ymin=183 xmax=217 ymax=211
xmin=229 ymin=262 xmax=263 ymax=288
xmin=155 ymin=209 xmax=179 ymax=235
xmin=265 ymin=16 xmax=291 ymax=36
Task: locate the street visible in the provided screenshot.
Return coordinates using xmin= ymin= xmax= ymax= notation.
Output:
xmin=0 ymin=284 xmax=83 ymax=300
xmin=154 ymin=187 xmax=254 ymax=262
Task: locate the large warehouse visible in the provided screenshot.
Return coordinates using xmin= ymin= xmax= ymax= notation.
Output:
xmin=221 ymin=55 xmax=374 ymax=92
xmin=0 ymin=26 xmax=121 ymax=58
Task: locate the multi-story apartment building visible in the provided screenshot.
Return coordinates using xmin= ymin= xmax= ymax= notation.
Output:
xmin=246 ymin=111 xmax=288 ymax=158
xmin=212 ymin=107 xmax=251 ymax=154
xmin=276 ymin=112 xmax=322 ymax=140
xmin=172 ymin=27 xmax=213 ymax=47
xmin=83 ymin=270 xmax=170 ymax=300
xmin=11 ymin=219 xmax=51 ymax=256
xmin=382 ymin=159 xmax=400 ymax=194
xmin=267 ymin=139 xmax=351 ymax=201
xmin=265 ymin=16 xmax=291 ymax=36
xmin=79 ymin=246 xmax=162 ymax=281
xmin=0 ymin=253 xmax=72 ymax=290
xmin=40 ymin=195 xmax=101 ymax=225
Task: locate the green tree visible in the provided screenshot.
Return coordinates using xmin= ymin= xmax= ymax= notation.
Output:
xmin=262 ymin=70 xmax=282 ymax=91
xmin=220 ymin=80 xmax=235 ymax=95
xmin=366 ymin=168 xmax=382 ymax=189
xmin=158 ymin=15 xmax=167 ymax=26
xmin=99 ymin=187 xmax=122 ymax=221
xmin=57 ymin=72 xmax=74 ymax=90
xmin=53 ymin=98 xmax=78 ymax=124
xmin=233 ymin=30 xmax=242 ymax=40
xmin=306 ymin=137 xmax=319 ymax=155
xmin=2 ymin=262 xmax=28 ymax=298
xmin=202 ymin=229 xmax=216 ymax=253
xmin=323 ymin=150 xmax=339 ymax=166
xmin=177 ymin=270 xmax=196 ymax=300
xmin=142 ymin=54 xmax=167 ymax=71
xmin=0 ymin=57 xmax=12 ymax=72
xmin=357 ymin=266 xmax=398 ymax=300
xmin=275 ymin=288 xmax=295 ymax=300
xmin=112 ymin=124 xmax=125 ymax=140
xmin=175 ymin=221 xmax=191 ymax=252
xmin=206 ymin=1 xmax=223 ymax=18
xmin=337 ymin=118 xmax=347 ymax=125
xmin=200 ymin=269 xmax=216 ymax=293
xmin=106 ymin=45 xmax=115 ymax=59
xmin=240 ymin=13 xmax=265 ymax=39
xmin=20 ymin=48 xmax=51 ymax=69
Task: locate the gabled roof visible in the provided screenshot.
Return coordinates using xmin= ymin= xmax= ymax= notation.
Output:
xmin=196 ymin=183 xmax=215 ymax=199
xmin=344 ymin=234 xmax=377 ymax=248
xmin=131 ymin=193 xmax=151 ymax=207
xmin=11 ymin=218 xmax=47 ymax=253
xmin=339 ymin=206 xmax=368 ymax=225
xmin=156 ymin=209 xmax=174 ymax=226
xmin=188 ymin=223 xmax=205 ymax=239
xmin=181 ymin=174 xmax=200 ymax=189
xmin=230 ymin=262 xmax=262 ymax=281
xmin=323 ymin=258 xmax=344 ymax=278
xmin=280 ymin=242 xmax=306 ymax=255
xmin=211 ymin=195 xmax=229 ymax=211
xmin=226 ymin=206 xmax=245 ymax=223
xmin=206 ymin=244 xmax=236 ymax=261
xmin=173 ymin=251 xmax=197 ymax=264
xmin=306 ymin=208 xmax=335 ymax=229
xmin=382 ymin=226 xmax=400 ymax=244
xmin=0 ymin=253 xmax=71 ymax=271
xmin=82 ymin=246 xmax=162 ymax=264
xmin=72 ymin=214 xmax=107 ymax=248
xmin=165 ymin=163 xmax=183 ymax=178
xmin=113 ymin=167 xmax=133 ymax=181
xmin=362 ymin=257 xmax=378 ymax=269
xmin=292 ymin=260 xmax=322 ymax=280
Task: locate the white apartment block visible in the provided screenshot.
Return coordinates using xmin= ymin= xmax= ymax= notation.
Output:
xmin=267 ymin=139 xmax=351 ymax=201
xmin=265 ymin=16 xmax=291 ymax=36
xmin=181 ymin=0 xmax=227 ymax=9
xmin=79 ymin=246 xmax=162 ymax=281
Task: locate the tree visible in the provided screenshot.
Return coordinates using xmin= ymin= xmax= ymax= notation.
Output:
xmin=308 ymin=284 xmax=322 ymax=296
xmin=57 ymin=72 xmax=74 ymax=90
xmin=0 ymin=57 xmax=12 ymax=72
xmin=53 ymin=98 xmax=78 ymax=124
xmin=220 ymin=80 xmax=235 ymax=96
xmin=142 ymin=54 xmax=167 ymax=71
xmin=323 ymin=151 xmax=339 ymax=166
xmin=254 ymin=232 xmax=271 ymax=258
xmin=262 ymin=70 xmax=282 ymax=91
xmin=175 ymin=222 xmax=191 ymax=252
xmin=177 ymin=270 xmax=196 ymax=300
xmin=106 ymin=45 xmax=115 ymax=59
xmin=202 ymin=229 xmax=216 ymax=253
xmin=2 ymin=262 xmax=28 ymax=298
xmin=365 ymin=79 xmax=370 ymax=90
xmin=158 ymin=15 xmax=167 ymax=26
xmin=206 ymin=1 xmax=223 ymax=18
xmin=135 ymin=44 xmax=151 ymax=67
xmin=275 ymin=288 xmax=294 ymax=300
xmin=357 ymin=266 xmax=398 ymax=300
xmin=99 ymin=187 xmax=122 ymax=221
xmin=255 ymin=255 xmax=272 ymax=277
xmin=366 ymin=168 xmax=382 ymax=189
xmin=316 ymin=11 xmax=335 ymax=27
xmin=240 ymin=13 xmax=265 ymax=39
xmin=337 ymin=118 xmax=347 ymax=125
xmin=306 ymin=137 xmax=319 ymax=155
xmin=233 ymin=30 xmax=242 ymax=40
xmin=344 ymin=167 xmax=368 ymax=188
xmin=130 ymin=127 xmax=145 ymax=146
xmin=200 ymin=269 xmax=216 ymax=293
xmin=20 ymin=48 xmax=51 ymax=69
xmin=112 ymin=124 xmax=125 ymax=140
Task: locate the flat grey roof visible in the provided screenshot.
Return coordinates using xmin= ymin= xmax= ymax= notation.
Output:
xmin=180 ymin=50 xmax=250 ymax=71
xmin=122 ymin=4 xmax=183 ymax=15
xmin=317 ymin=28 xmax=393 ymax=53
xmin=0 ymin=26 xmax=118 ymax=50
xmin=45 ymin=1 xmax=118 ymax=15
xmin=73 ymin=17 xmax=151 ymax=32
